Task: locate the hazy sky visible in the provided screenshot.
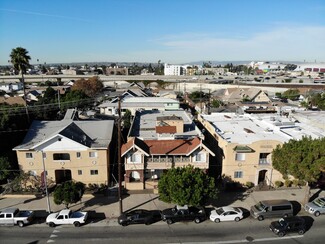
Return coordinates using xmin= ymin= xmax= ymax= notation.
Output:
xmin=1 ymin=0 xmax=325 ymax=65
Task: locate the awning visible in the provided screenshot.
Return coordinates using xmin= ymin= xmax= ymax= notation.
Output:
xmin=233 ymin=145 xmax=254 ymax=153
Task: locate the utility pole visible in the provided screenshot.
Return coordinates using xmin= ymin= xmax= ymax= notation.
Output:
xmin=41 ymin=151 xmax=51 ymax=213
xmin=117 ymin=97 xmax=123 ymax=214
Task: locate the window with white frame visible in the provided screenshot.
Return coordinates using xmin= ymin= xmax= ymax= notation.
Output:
xmin=234 ymin=171 xmax=243 ymax=178
xmin=235 ymin=153 xmax=245 ymax=161
xmin=130 ymin=153 xmax=141 ymax=163
xmin=195 ymin=153 xmax=206 ymax=162
xmin=26 ymin=153 xmax=33 ymax=159
xmin=76 ymin=152 xmax=81 ymax=158
xmin=90 ymin=169 xmax=98 ymax=175
xmin=89 ymin=151 xmax=97 ymax=158
xmin=78 ymin=170 xmax=82 ymax=175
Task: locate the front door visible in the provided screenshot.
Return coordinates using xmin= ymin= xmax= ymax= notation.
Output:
xmin=258 ymin=170 xmax=267 ymax=184
xmin=55 ymin=169 xmax=72 ymax=184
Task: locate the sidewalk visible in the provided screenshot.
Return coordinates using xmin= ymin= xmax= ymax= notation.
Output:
xmin=0 ymin=187 xmax=322 ymax=226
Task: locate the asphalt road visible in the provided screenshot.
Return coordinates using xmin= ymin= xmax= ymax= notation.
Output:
xmin=1 ymin=215 xmax=324 ymax=244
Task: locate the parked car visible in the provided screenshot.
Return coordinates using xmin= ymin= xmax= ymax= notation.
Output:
xmin=118 ymin=209 xmax=161 ymax=226
xmin=161 ymin=205 xmax=206 ymax=225
xmin=269 ymin=216 xmax=306 ymax=237
xmin=209 ymin=206 xmax=243 ymax=223
xmin=304 ymin=196 xmax=325 ymax=217
xmin=0 ymin=208 xmax=34 ymax=227
xmin=46 ymin=209 xmax=88 ymax=227
xmin=250 ymin=199 xmax=293 ymax=221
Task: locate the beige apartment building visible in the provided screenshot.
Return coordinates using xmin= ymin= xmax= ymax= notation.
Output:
xmin=198 ymin=112 xmax=325 ymax=188
xmin=13 ymin=115 xmax=115 ymax=186
xmin=121 ymin=109 xmax=214 ymax=190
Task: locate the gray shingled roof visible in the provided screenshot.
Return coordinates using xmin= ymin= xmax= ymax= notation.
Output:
xmin=13 ymin=119 xmax=114 ymax=150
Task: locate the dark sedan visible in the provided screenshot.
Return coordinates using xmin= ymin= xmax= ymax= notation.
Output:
xmin=118 ymin=209 xmax=162 ymax=226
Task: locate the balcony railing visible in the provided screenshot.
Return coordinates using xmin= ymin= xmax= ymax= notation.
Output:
xmin=258 ymin=158 xmax=270 ymax=165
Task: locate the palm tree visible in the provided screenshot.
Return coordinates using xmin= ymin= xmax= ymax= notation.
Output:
xmin=10 ymin=47 xmax=31 ymax=122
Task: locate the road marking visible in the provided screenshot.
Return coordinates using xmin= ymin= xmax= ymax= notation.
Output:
xmin=47 ymin=240 xmax=55 ymax=243
xmin=50 ymin=234 xmax=58 ymax=238
xmin=166 ymin=235 xmax=304 ymax=244
xmin=53 ymin=229 xmax=60 ymax=233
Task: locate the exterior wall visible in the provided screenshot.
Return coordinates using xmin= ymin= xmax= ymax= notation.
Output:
xmin=164 ymin=64 xmax=182 ymax=76
xmin=156 ymin=119 xmax=184 ymax=133
xmin=123 ymin=149 xmax=210 ymax=190
xmin=16 ymin=148 xmax=110 ymax=186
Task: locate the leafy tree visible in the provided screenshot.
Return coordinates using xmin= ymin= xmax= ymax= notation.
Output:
xmin=158 ymin=165 xmax=217 ymax=206
xmin=0 ymin=157 xmax=11 ymax=181
xmin=282 ymin=89 xmax=300 ymax=100
xmin=53 ymin=181 xmax=85 ymax=208
xmin=72 ymin=76 xmax=103 ymax=97
xmin=211 ymin=99 xmax=222 ymax=108
xmin=122 ymin=109 xmax=132 ymax=129
xmin=272 ymin=137 xmax=325 ymax=203
xmin=9 ymin=47 xmax=31 ymax=121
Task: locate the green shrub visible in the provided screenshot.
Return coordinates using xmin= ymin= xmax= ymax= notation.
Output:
xmin=298 ymin=180 xmax=306 ymax=186
xmin=284 ymin=180 xmax=293 ymax=187
xmin=292 ymin=179 xmax=299 ymax=187
xmin=275 ymin=181 xmax=283 ymax=188
xmin=245 ymin=182 xmax=254 ymax=188
xmin=299 ymin=79 xmax=303 ymax=83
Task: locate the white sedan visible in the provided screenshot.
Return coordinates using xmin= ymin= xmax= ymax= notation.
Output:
xmin=210 ymin=206 xmax=243 ymax=223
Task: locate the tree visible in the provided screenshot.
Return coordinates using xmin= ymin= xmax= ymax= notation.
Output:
xmin=53 ymin=181 xmax=85 ymax=208
xmin=282 ymin=89 xmax=300 ymax=100
xmin=272 ymin=137 xmax=325 ymax=203
xmin=158 ymin=165 xmax=217 ymax=206
xmin=72 ymin=76 xmax=103 ymax=97
xmin=0 ymin=157 xmax=11 ymax=181
xmin=10 ymin=47 xmax=31 ymax=122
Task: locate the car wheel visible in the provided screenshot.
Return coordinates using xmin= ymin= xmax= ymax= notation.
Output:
xmin=166 ymin=219 xmax=173 ymax=225
xmin=214 ymin=218 xmax=220 ymax=223
xmin=258 ymin=215 xmax=264 ymax=221
xmin=314 ymin=211 xmax=320 ymax=217
xmin=298 ymin=229 xmax=305 ymax=235
xmin=235 ymin=217 xmax=240 ymax=222
xmin=278 ymin=232 xmax=285 ymax=237
xmin=194 ymin=218 xmax=201 ymax=224
xmin=121 ymin=222 xmax=127 ymax=226
xmin=17 ymin=221 xmax=24 ymax=227
xmin=145 ymin=221 xmax=150 ymax=225
xmin=49 ymin=222 xmax=55 ymax=227
xmin=73 ymin=221 xmax=81 ymax=227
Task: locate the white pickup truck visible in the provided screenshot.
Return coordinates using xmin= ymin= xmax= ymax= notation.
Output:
xmin=0 ymin=208 xmax=34 ymax=227
xmin=46 ymin=209 xmax=88 ymax=227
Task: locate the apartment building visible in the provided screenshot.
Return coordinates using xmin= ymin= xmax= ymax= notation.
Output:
xmin=13 ymin=113 xmax=115 ymax=186
xmin=198 ymin=112 xmax=325 ymax=188
xmin=121 ymin=110 xmax=214 ymax=190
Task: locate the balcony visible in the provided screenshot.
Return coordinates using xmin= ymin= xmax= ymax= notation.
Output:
xmin=258 ymin=158 xmax=270 ymax=165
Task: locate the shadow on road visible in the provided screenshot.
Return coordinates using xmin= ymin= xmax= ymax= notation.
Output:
xmin=301 ymin=215 xmax=314 ymax=232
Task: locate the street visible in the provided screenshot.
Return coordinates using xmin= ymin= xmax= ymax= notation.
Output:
xmin=1 ymin=215 xmax=324 ymax=244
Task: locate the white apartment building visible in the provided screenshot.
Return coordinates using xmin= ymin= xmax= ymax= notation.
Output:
xmin=164 ymin=63 xmax=183 ymax=76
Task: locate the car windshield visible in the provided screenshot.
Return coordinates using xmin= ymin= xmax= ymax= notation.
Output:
xmin=313 ymin=198 xmax=325 ymax=207
xmin=255 ymin=202 xmax=266 ymax=211
xmin=215 ymin=208 xmax=225 ymax=215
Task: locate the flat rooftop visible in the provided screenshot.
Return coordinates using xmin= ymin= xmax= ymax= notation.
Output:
xmin=129 ymin=110 xmax=203 ymax=140
xmin=201 ymin=112 xmax=325 ymax=144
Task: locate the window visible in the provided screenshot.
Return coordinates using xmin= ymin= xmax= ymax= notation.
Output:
xmin=26 ymin=153 xmax=33 ymax=159
xmin=235 ymin=153 xmax=245 ymax=161
xmin=234 ymin=171 xmax=243 ymax=178
xmin=272 ymin=205 xmax=292 ymax=211
xmin=89 ymin=152 xmax=97 ymax=158
xmin=78 ymin=170 xmax=82 ymax=175
xmin=76 ymin=152 xmax=81 ymax=158
xmin=42 ymin=152 xmax=46 ymax=159
xmin=53 ymin=153 xmax=70 ymax=160
xmin=90 ymin=170 xmax=98 ymax=175
xmin=130 ymin=154 xmax=141 ymax=163
xmin=195 ymin=153 xmax=206 ymax=162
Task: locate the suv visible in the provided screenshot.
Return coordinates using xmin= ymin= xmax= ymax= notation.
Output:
xmin=250 ymin=199 xmax=293 ymax=221
xmin=269 ymin=216 xmax=306 ymax=237
xmin=304 ymin=196 xmax=325 ymax=217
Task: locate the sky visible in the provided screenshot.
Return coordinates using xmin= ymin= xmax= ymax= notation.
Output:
xmin=0 ymin=0 xmax=325 ymax=65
